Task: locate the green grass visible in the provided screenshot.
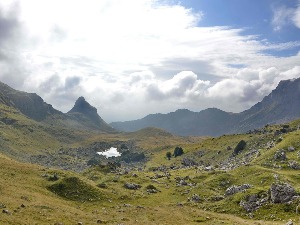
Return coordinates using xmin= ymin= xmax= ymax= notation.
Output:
xmin=2 ymin=101 xmax=300 ymax=224
xmin=48 ymin=176 xmax=104 ymax=202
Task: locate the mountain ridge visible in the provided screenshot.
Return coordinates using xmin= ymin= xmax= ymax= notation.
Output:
xmin=111 ymin=77 xmax=300 ymax=136
xmin=0 ymin=81 xmax=114 ymax=133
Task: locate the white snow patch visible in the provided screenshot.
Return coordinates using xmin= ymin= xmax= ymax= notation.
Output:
xmin=97 ymin=147 xmax=121 ymax=158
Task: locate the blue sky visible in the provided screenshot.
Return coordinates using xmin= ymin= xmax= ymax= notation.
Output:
xmin=0 ymin=0 xmax=300 ymax=121
xmin=181 ymin=0 xmax=300 ymax=56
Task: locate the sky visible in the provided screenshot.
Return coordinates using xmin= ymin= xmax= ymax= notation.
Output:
xmin=0 ymin=0 xmax=300 ymax=122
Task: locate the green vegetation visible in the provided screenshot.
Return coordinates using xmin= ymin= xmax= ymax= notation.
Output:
xmin=233 ymin=140 xmax=247 ymax=155
xmin=166 ymin=151 xmax=172 ymax=160
xmin=48 ymin=176 xmax=103 ymax=201
xmin=174 ymin=146 xmax=184 ymax=157
xmin=1 ymin=99 xmax=300 ymax=224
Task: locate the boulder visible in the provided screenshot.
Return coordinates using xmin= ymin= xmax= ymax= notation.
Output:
xmin=270 ymin=183 xmax=297 ymax=203
xmin=288 ymin=146 xmax=295 ymax=152
xmin=225 ymin=184 xmax=252 ymax=196
xmin=179 ymin=179 xmax=188 ymax=186
xmin=288 ymin=161 xmax=300 ymax=170
xmin=181 ymin=158 xmax=198 ymax=167
xmin=274 ymin=150 xmax=287 ymax=161
xmin=239 ymin=194 xmax=268 ymax=212
xmin=190 ymin=194 xmax=201 ymax=203
xmin=124 ymin=183 xmax=141 ymax=190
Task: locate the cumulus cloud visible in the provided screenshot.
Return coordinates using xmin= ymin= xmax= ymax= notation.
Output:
xmin=146 ymin=71 xmax=210 ymax=100
xmin=0 ymin=0 xmax=299 ymax=122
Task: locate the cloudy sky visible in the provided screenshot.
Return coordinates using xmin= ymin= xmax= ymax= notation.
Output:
xmin=0 ymin=0 xmax=300 ymax=122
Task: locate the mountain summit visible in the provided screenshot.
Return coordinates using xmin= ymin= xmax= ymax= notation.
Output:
xmin=68 ymin=96 xmax=97 ymax=115
xmin=67 ymin=97 xmax=114 ymax=132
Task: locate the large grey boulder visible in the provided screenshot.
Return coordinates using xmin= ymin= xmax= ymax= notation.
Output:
xmin=270 ymin=183 xmax=297 ymax=203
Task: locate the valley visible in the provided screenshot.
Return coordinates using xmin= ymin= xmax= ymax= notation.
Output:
xmin=1 ymin=80 xmax=300 ymax=225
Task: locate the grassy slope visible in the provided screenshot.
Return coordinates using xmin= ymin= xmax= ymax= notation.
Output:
xmin=0 ymin=153 xmax=285 ymax=225
xmin=1 ymin=101 xmax=300 ymax=224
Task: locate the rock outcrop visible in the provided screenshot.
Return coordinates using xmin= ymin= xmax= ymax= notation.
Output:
xmin=225 ymin=184 xmax=252 ymax=196
xmin=270 ymin=183 xmax=297 ymax=203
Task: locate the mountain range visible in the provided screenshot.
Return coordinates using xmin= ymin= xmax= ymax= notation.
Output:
xmin=0 ymin=81 xmax=114 ymax=133
xmin=0 ymin=77 xmax=299 ymax=137
xmin=111 ymin=78 xmax=300 ymax=136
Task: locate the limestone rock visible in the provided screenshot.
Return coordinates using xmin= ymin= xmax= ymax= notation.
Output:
xmin=270 ymin=183 xmax=296 ymax=203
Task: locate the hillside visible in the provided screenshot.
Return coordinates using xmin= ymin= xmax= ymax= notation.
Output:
xmin=2 ymin=79 xmax=300 ymax=224
xmin=0 ymin=81 xmax=115 ymax=132
xmin=1 ymin=116 xmax=300 ymax=224
xmin=111 ymin=77 xmax=300 ymax=136
xmin=0 ymin=81 xmax=62 ymax=121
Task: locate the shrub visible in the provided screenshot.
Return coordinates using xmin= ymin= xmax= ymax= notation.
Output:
xmin=174 ymin=147 xmax=184 ymax=157
xmin=166 ymin=152 xmax=172 ymax=160
xmin=233 ymin=140 xmax=246 ymax=155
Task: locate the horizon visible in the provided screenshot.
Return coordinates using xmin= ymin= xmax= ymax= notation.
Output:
xmin=0 ymin=0 xmax=300 ymax=122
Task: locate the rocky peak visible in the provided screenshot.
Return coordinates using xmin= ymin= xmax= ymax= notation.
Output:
xmin=67 ymin=97 xmax=115 ymax=132
xmin=68 ymin=96 xmax=97 ymax=115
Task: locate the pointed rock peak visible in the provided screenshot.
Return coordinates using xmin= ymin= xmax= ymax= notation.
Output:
xmin=68 ymin=96 xmax=97 ymax=114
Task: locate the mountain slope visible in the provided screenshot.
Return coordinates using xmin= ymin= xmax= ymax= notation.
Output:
xmin=111 ymin=77 xmax=300 ymax=136
xmin=0 ymin=81 xmax=62 ymax=121
xmin=233 ymin=78 xmax=300 ymax=133
xmin=0 ymin=81 xmax=114 ymax=132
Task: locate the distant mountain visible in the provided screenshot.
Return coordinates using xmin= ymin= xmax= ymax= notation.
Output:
xmin=111 ymin=77 xmax=300 ymax=136
xmin=0 ymin=81 xmax=114 ymax=132
xmin=66 ymin=97 xmax=114 ymax=132
xmin=111 ymin=108 xmax=236 ymax=136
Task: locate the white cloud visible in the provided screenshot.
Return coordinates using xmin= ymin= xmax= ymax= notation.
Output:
xmin=272 ymin=5 xmax=295 ymax=31
xmin=272 ymin=1 xmax=300 ymax=31
xmin=294 ymin=1 xmax=300 ymax=28
xmin=0 ymin=0 xmax=300 ymax=122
